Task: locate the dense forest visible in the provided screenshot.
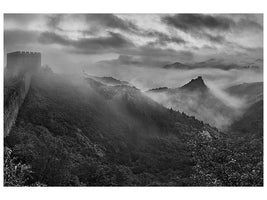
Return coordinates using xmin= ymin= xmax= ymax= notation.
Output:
xmin=4 ymin=69 xmax=263 ymax=186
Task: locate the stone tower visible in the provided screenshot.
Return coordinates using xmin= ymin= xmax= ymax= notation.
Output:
xmin=6 ymin=51 xmax=41 ymax=77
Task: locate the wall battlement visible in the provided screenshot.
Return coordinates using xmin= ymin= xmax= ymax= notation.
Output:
xmin=7 ymin=51 xmax=41 ymax=77
xmin=8 ymin=51 xmax=41 ymax=55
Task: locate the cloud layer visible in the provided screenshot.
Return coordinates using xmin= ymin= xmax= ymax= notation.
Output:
xmin=4 ymin=14 xmax=263 ymax=70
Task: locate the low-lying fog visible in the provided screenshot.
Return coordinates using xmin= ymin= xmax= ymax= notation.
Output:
xmin=85 ymin=63 xmax=262 ymax=91
xmin=59 ymin=61 xmax=262 ymax=130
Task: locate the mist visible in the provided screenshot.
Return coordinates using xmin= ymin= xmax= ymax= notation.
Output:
xmin=205 ymin=80 xmax=246 ymax=109
xmin=85 ymin=62 xmax=262 ymax=90
xmin=82 ymin=62 xmax=262 ymax=129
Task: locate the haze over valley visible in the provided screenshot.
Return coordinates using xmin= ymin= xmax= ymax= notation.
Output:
xmin=4 ymin=14 xmax=263 ymax=186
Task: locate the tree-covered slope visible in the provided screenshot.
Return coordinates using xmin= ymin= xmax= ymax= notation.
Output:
xmin=4 ymin=70 xmax=263 ymax=186
xmin=5 ymin=70 xmax=210 ymax=186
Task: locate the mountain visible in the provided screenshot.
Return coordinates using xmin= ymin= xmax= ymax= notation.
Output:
xmin=163 ymin=62 xmax=192 ymax=70
xmin=93 ymin=76 xmax=129 ymax=86
xmin=180 ymin=76 xmax=208 ymax=92
xmin=84 ymin=74 xmax=129 ymax=86
xmin=193 ymin=59 xmax=242 ymax=70
xmin=147 ymin=87 xmax=169 ymax=93
xmin=4 ymin=69 xmax=263 ymax=186
xmin=162 ymin=58 xmax=263 ymax=71
xmin=146 ymin=76 xmax=238 ymax=129
xmin=4 ymin=69 xmax=220 ymax=186
xmin=225 ymin=82 xmax=263 ymax=137
xmin=146 ymin=77 xmax=263 ymax=185
xmin=230 ymin=100 xmax=263 ymax=137
xmin=225 ymin=82 xmax=263 ymax=106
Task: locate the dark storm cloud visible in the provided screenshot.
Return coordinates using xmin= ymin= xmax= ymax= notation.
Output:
xmin=4 ymin=14 xmax=263 ymax=69
xmin=163 ymin=14 xmax=234 ymax=32
xmin=84 ymin=14 xmax=138 ymax=32
xmin=86 ymin=15 xmax=187 ymax=46
xmin=39 ymin=31 xmax=135 ymax=54
xmin=236 ymin=17 xmax=263 ymax=32
xmin=46 ymin=14 xmax=187 ymax=47
xmin=161 ymin=14 xmax=234 ymax=45
xmin=38 ymin=25 xmax=190 ymax=60
xmin=162 ymin=14 xmax=262 ymax=45
xmin=46 ymin=14 xmax=138 ymax=33
xmin=142 ymin=30 xmax=186 ymax=46
xmin=203 ymin=33 xmax=226 ymax=44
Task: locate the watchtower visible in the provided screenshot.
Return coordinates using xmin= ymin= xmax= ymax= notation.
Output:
xmin=6 ymin=51 xmax=41 ymax=77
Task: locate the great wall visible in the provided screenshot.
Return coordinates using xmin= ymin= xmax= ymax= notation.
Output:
xmin=4 ymin=51 xmax=41 ymax=137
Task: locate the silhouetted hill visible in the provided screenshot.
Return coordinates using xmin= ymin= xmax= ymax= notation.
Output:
xmin=193 ymin=59 xmax=242 ymax=70
xmin=162 ymin=58 xmax=263 ymax=71
xmin=180 ymin=76 xmax=208 ymax=92
xmin=163 ymin=62 xmax=192 ymax=69
xmin=92 ymin=76 xmax=129 ymax=86
xmin=147 ymin=76 xmax=235 ymax=129
xmin=147 ymin=87 xmax=169 ymax=93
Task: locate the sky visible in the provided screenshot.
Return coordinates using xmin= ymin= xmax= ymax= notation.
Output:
xmin=4 ymin=14 xmax=263 ymax=73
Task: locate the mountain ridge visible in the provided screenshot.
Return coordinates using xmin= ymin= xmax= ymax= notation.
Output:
xmin=146 ymin=76 xmax=240 ymax=129
xmin=4 ymin=70 xmax=263 ymax=186
xmin=163 ymin=58 xmax=263 ymax=71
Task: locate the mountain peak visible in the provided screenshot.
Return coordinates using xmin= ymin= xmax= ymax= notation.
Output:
xmin=180 ymin=76 xmax=208 ymax=92
xmin=195 ymin=76 xmax=204 ymax=82
xmin=163 ymin=62 xmax=190 ymax=69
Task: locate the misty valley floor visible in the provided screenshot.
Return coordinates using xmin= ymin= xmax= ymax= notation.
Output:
xmin=4 ymin=68 xmax=263 ymax=186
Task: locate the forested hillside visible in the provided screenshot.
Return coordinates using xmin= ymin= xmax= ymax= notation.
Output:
xmin=4 ymin=69 xmax=263 ymax=186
